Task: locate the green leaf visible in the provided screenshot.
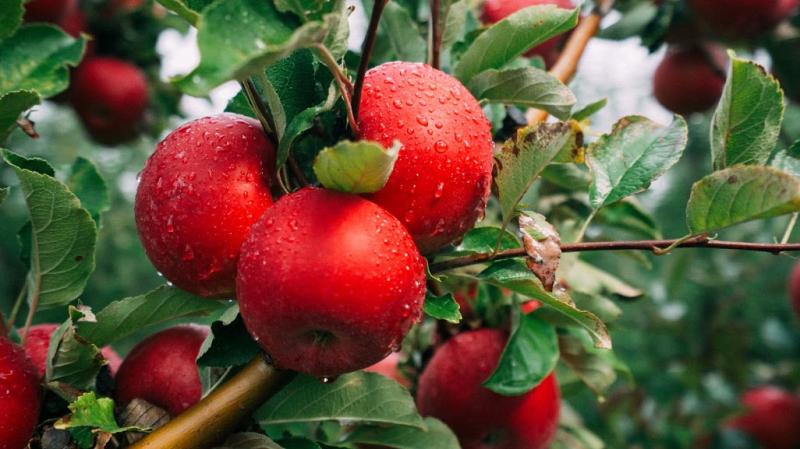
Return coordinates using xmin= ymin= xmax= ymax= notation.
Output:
xmin=45 ymin=308 xmax=105 ymax=394
xmin=197 ymin=304 xmax=260 ymax=368
xmin=76 ymin=285 xmax=227 ymax=347
xmin=483 ymin=312 xmax=559 ymax=396
xmin=2 ymin=149 xmax=96 ymax=310
xmin=345 ymin=417 xmax=460 ymax=449
xmin=313 ymin=140 xmax=400 ymax=194
xmin=55 ymin=392 xmax=147 ymax=433
xmin=596 ymin=199 xmax=662 ymax=239
xmin=453 ymin=6 xmax=578 ymax=83
xmin=562 ymin=258 xmax=643 ymax=301
xmin=380 ymin=2 xmax=427 ymax=63
xmin=276 ymin=82 xmax=338 ymax=168
xmin=571 ymin=98 xmax=608 ymax=121
xmin=587 ymin=115 xmax=687 ymax=209
xmin=479 ymin=259 xmax=611 ymax=349
xmin=0 ymin=0 xmax=24 ymax=39
xmin=0 ymin=90 xmax=39 ymax=141
xmin=424 ymin=292 xmax=461 ymax=323
xmin=67 ymin=157 xmax=110 ymax=225
xmin=467 ymin=67 xmax=575 ymax=120
xmin=597 ymin=2 xmax=659 ymax=40
xmin=0 ymin=186 xmax=7 ymax=204
xmin=711 ymin=55 xmax=784 ymax=170
xmin=156 ymin=0 xmax=205 ymax=25
xmin=495 ymin=122 xmax=582 ymax=223
xmin=559 ymin=329 xmax=630 ymax=398
xmin=458 ymin=226 xmax=520 ymax=254
xmin=686 ymin=165 xmax=800 ymax=234
xmin=0 ymin=24 xmax=86 ymax=97
xmin=256 ymin=372 xmax=425 ymax=429
xmin=770 ymin=142 xmax=800 ymax=178
xmin=215 ymin=432 xmax=284 ymax=449
xmin=321 ymin=0 xmax=350 ymax=60
xmin=176 ymin=0 xmax=335 ymax=96
xmin=441 ymin=0 xmax=471 ymax=51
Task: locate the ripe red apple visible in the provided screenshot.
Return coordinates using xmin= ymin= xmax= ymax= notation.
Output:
xmin=22 ymin=323 xmax=122 ymax=378
xmin=689 ymin=0 xmax=798 ymax=38
xmin=114 ymin=326 xmax=208 ymax=416
xmin=653 ymin=46 xmax=726 ymax=115
xmin=481 ymin=0 xmax=573 ymax=67
xmin=727 ymin=386 xmax=800 ymax=449
xmin=23 ymin=0 xmax=77 ymax=23
xmin=359 ymin=62 xmax=494 ymax=254
xmin=365 ymin=352 xmax=410 ymax=388
xmin=789 ymin=263 xmax=800 ymax=319
xmin=237 ymin=187 xmax=426 ymax=378
xmin=56 ymin=5 xmax=87 ymax=38
xmin=0 ymin=337 xmax=41 ymax=449
xmin=70 ymin=57 xmax=149 ymax=145
xmin=135 ymin=113 xmax=275 ymax=298
xmin=416 ymin=328 xmax=560 ymax=449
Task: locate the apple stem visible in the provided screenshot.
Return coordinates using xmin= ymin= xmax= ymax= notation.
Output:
xmin=429 ymin=0 xmax=442 ymax=69
xmin=127 ymin=355 xmax=294 ymax=449
xmin=313 ymin=44 xmax=360 ymax=135
xmin=353 ymin=0 xmax=390 ymax=122
xmin=429 ymin=237 xmax=800 ymax=273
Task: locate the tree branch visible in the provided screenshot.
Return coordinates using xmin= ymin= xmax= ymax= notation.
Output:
xmin=128 ymin=355 xmax=294 ymax=449
xmin=353 ymin=0 xmax=390 ymax=121
xmin=429 ymin=236 xmax=800 ymax=273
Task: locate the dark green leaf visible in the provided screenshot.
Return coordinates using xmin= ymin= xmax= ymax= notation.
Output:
xmin=45 ymin=308 xmax=105 ymax=395
xmin=0 ymin=186 xmax=7 ymax=204
xmin=313 ymin=140 xmax=400 ymax=193
xmin=67 ymin=157 xmax=109 ymax=225
xmin=0 ymin=0 xmax=24 ymax=39
xmin=55 ymin=392 xmax=147 ymax=433
xmin=711 ymin=55 xmax=784 ymax=170
xmin=424 ymin=292 xmax=461 ymax=323
xmin=380 ymin=2 xmax=426 ymax=63
xmin=345 ymin=417 xmax=460 ymax=449
xmin=686 ymin=165 xmax=800 ymax=234
xmin=0 ymin=90 xmax=39 ymax=141
xmin=276 ymin=82 xmax=338 ymax=167
xmin=467 ymin=67 xmax=576 ymax=120
xmin=197 ymin=304 xmax=260 ymax=368
xmin=458 ymin=226 xmax=520 ymax=254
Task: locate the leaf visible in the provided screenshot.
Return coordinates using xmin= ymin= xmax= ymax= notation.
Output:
xmin=686 ymin=165 xmax=800 ymax=234
xmin=423 ymin=292 xmax=461 ymax=323
xmin=0 ymin=24 xmax=86 ymax=97
xmin=215 ymin=432 xmax=284 ymax=449
xmin=587 ymin=115 xmax=687 ymax=209
xmin=562 ymin=258 xmax=643 ymax=300
xmin=0 ymin=0 xmax=24 ymax=39
xmin=321 ymin=0 xmax=350 ymax=60
xmin=519 ymin=211 xmax=561 ymax=292
xmin=467 ymin=67 xmax=576 ymax=120
xmin=55 ymin=392 xmax=147 ymax=433
xmin=0 ymin=90 xmax=39 ymax=141
xmin=453 ymin=6 xmax=578 ymax=83
xmin=345 ymin=417 xmax=460 ymax=449
xmin=458 ymin=226 xmax=521 ymax=254
xmin=276 ymin=82 xmax=338 ymax=167
xmin=313 ymin=140 xmax=400 ymax=193
xmin=156 ymin=0 xmax=206 ymax=25
xmin=771 ymin=142 xmax=800 ymax=178
xmin=559 ymin=330 xmax=630 ymax=398
xmin=45 ymin=308 xmax=105 ymax=395
xmin=483 ymin=312 xmax=559 ymax=396
xmin=197 ymin=304 xmax=260 ymax=368
xmin=2 ymin=149 xmax=96 ymax=310
xmin=67 ymin=157 xmax=109 ymax=225
xmin=175 ymin=0 xmax=335 ymax=96
xmin=711 ymin=55 xmax=784 ymax=170
xmin=571 ymin=98 xmax=608 ymax=121
xmin=495 ymin=122 xmax=582 ymax=223
xmin=256 ymin=372 xmax=425 ymax=429
xmin=596 ymin=199 xmax=662 ymax=239
xmin=479 ymin=259 xmax=611 ymax=349
xmin=0 ymin=186 xmax=7 ymax=204
xmin=597 ymin=2 xmax=659 ymax=40
xmin=76 ymin=285 xmax=227 ymax=347
xmin=441 ymin=0 xmax=470 ymax=51
xmin=380 ymin=2 xmax=427 ymax=63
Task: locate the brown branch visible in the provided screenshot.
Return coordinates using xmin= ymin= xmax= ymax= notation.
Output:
xmin=128 ymin=355 xmax=294 ymax=449
xmin=353 ymin=0 xmax=390 ymax=121
xmin=430 ymin=0 xmax=442 ymax=69
xmin=429 ymin=236 xmax=800 ymax=273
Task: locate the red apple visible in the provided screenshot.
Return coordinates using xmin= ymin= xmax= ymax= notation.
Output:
xmin=135 ymin=113 xmax=275 ymax=298
xmin=365 ymin=352 xmax=410 ymax=388
xmin=56 ymin=5 xmax=87 ymax=38
xmin=0 ymin=337 xmax=41 ymax=449
xmin=237 ymin=187 xmax=426 ymax=378
xmin=114 ymin=326 xmax=208 ymax=416
xmin=22 ymin=323 xmax=121 ymax=378
xmin=727 ymin=386 xmax=800 ymax=449
xmin=789 ymin=263 xmax=800 ymax=319
xmin=359 ymin=62 xmax=494 ymax=254
xmin=689 ymin=0 xmax=798 ymax=38
xmin=70 ymin=57 xmax=149 ymax=145
xmin=416 ymin=328 xmax=560 ymax=449
xmin=653 ymin=46 xmax=726 ymax=115
xmin=481 ymin=0 xmax=573 ymax=67
xmin=23 ymin=0 xmax=77 ymax=23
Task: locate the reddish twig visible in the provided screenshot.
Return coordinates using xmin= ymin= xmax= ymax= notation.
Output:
xmin=353 ymin=0 xmax=390 ymax=121
xmin=430 ymin=0 xmax=442 ymax=69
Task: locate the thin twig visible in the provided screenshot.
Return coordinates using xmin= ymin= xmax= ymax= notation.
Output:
xmin=781 ymin=213 xmax=798 ymax=244
xmin=6 ymin=283 xmax=26 ymax=330
xmin=429 ymin=236 xmax=800 ymax=273
xmin=429 ymin=0 xmax=442 ymax=69
xmin=240 ymin=80 xmax=277 ymax=143
xmin=353 ymin=0 xmax=390 ymax=121
xmin=314 ymin=44 xmax=360 ymax=135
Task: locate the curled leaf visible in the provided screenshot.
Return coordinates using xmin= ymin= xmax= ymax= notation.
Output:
xmin=519 ymin=212 xmax=561 ymax=292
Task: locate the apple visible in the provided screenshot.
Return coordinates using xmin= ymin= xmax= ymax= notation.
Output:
xmin=23 ymin=0 xmax=77 ymax=23
xmin=365 ymin=352 xmax=410 ymax=388
xmin=114 ymin=326 xmax=208 ymax=416
xmin=56 ymin=5 xmax=87 ymax=38
xmin=0 ymin=337 xmax=41 ymax=449
xmin=481 ymin=0 xmax=573 ymax=67
xmin=237 ymin=187 xmax=426 ymax=378
xmin=359 ymin=62 xmax=494 ymax=254
xmin=653 ymin=46 xmax=726 ymax=115
xmin=727 ymin=386 xmax=800 ymax=449
xmin=70 ymin=57 xmax=149 ymax=145
xmin=22 ymin=323 xmax=121 ymax=378
xmin=135 ymin=113 xmax=275 ymax=298
xmin=689 ymin=0 xmax=798 ymax=38
xmin=416 ymin=328 xmax=560 ymax=449
xmin=789 ymin=263 xmax=800 ymax=319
